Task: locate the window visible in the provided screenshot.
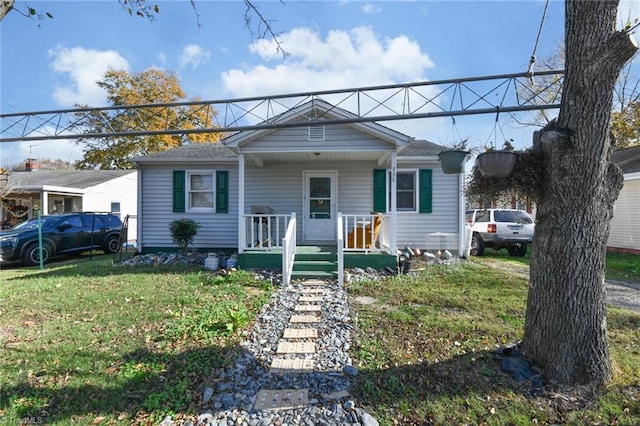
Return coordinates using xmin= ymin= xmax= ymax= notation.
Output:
xmin=373 ymin=169 xmax=432 ymax=214
xmin=110 ymin=202 xmax=121 ymax=219
xmin=188 ymin=173 xmax=215 ymax=210
xmin=389 ymin=171 xmax=417 ymax=211
xmin=173 ymin=170 xmax=229 ymax=213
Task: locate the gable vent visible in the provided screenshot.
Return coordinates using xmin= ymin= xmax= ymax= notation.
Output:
xmin=308 ymin=125 xmax=325 ymax=141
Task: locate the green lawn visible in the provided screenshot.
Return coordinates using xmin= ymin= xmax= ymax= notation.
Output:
xmin=473 ymin=246 xmax=640 ymax=283
xmin=0 ymin=258 xmax=274 ymax=424
xmin=348 ymin=260 xmax=640 ymax=425
xmin=1 ymin=255 xmax=638 ymax=425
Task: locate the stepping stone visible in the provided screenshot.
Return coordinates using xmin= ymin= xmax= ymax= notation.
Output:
xmin=276 ymin=341 xmax=316 ymax=354
xmin=269 ymin=358 xmax=315 ymax=374
xmin=300 ymin=288 xmax=325 ymax=295
xmin=283 ymin=328 xmax=318 ymax=339
xmin=294 ymin=304 xmax=321 ymax=312
xmin=290 ymin=315 xmax=320 ymax=323
xmin=254 ymin=388 xmax=309 ymax=411
xmin=301 ymin=279 xmax=326 ymax=286
xmin=299 ymin=295 xmax=323 ymax=302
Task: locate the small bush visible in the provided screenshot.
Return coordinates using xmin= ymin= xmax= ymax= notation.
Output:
xmin=169 ymin=218 xmax=200 ymax=254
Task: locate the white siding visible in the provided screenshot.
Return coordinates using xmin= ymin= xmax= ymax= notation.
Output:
xmin=139 ymin=163 xmax=238 ymax=250
xmin=244 ymin=161 xmax=375 ymax=242
xmin=139 ymin=159 xmax=461 ymax=252
xmin=395 ymin=161 xmax=460 ymax=249
xmin=608 ymin=179 xmax=640 ymax=251
xmin=242 ymin=124 xmax=395 ymax=153
xmin=82 ymin=172 xmax=138 ymax=241
xmin=244 ymin=160 xmax=460 ymax=249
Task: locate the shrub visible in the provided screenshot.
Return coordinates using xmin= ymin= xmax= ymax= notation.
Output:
xmin=169 ymin=218 xmax=200 ymax=254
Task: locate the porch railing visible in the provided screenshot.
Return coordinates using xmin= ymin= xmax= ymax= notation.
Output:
xmin=281 ymin=213 xmax=297 ymax=286
xmin=337 ymin=213 xmax=344 ymax=287
xmin=243 ymin=213 xmax=291 ymax=251
xmin=341 ymin=213 xmax=388 ymax=253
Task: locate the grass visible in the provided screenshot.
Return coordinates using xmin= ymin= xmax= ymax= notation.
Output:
xmin=472 ymin=246 xmax=640 ymax=283
xmin=348 ymin=260 xmax=640 ymax=425
xmin=1 ymin=252 xmax=638 ymax=425
xmin=0 ymin=257 xmax=274 ymax=425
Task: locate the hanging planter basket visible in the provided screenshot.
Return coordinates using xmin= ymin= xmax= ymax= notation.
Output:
xmin=438 ymin=150 xmax=470 ymax=174
xmin=475 ymin=150 xmax=517 ymax=178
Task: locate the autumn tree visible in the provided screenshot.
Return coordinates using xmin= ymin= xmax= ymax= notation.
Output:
xmin=522 ymin=0 xmax=637 ymax=388
xmin=74 ymin=68 xmax=221 ymax=170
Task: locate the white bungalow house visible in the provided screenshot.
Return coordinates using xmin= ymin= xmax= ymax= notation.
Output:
xmin=1 ymin=169 xmax=137 ymax=242
xmin=133 ymin=100 xmax=467 ymax=284
xmin=608 ymin=146 xmax=640 ymax=254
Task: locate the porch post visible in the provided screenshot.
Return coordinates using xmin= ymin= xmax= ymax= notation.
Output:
xmin=41 ymin=191 xmax=48 ymax=214
xmin=458 ymin=171 xmax=467 ymax=256
xmin=238 ymin=154 xmax=245 ymax=253
xmin=390 ymin=152 xmax=397 ymax=255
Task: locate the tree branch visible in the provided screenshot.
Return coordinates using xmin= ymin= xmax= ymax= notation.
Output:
xmin=243 ymin=0 xmax=289 ymax=58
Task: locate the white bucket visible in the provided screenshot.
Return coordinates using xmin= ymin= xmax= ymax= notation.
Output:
xmin=204 ymin=254 xmax=219 ymax=271
xmin=226 ymin=255 xmax=238 ymax=269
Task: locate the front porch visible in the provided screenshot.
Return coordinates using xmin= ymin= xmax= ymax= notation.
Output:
xmin=238 ymin=212 xmax=397 ymax=286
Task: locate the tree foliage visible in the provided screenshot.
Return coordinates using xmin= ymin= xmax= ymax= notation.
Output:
xmin=74 ymin=68 xmax=221 ymax=170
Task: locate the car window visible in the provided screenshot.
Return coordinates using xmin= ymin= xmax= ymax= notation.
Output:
xmin=60 ymin=216 xmax=83 ymax=228
xmin=475 ymin=211 xmax=489 ymax=222
xmin=494 ymin=210 xmax=533 ymax=224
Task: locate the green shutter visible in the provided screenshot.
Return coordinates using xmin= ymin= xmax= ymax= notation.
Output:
xmin=373 ymin=169 xmax=387 ymax=213
xmin=172 ymin=170 xmax=185 ymax=213
xmin=419 ymin=169 xmax=433 ymax=213
xmin=216 ymin=170 xmax=229 ymax=213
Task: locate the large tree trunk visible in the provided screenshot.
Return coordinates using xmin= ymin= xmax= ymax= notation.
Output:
xmin=522 ymin=0 xmax=637 ymax=386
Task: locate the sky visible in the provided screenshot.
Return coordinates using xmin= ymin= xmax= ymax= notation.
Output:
xmin=0 ymin=0 xmax=635 ymax=167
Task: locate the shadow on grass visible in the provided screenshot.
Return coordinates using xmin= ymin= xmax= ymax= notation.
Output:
xmin=2 ymin=254 xmax=209 ymax=282
xmin=0 ymin=343 xmax=239 ymax=424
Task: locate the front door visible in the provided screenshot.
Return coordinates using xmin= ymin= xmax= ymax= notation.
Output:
xmin=303 ymin=171 xmax=337 ymax=242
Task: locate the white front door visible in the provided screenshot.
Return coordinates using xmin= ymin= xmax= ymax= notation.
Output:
xmin=303 ymin=171 xmax=337 ymax=242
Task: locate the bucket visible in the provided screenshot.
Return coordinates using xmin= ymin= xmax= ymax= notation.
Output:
xmin=226 ymin=255 xmax=238 ymax=269
xmin=204 ymin=254 xmax=219 ymax=271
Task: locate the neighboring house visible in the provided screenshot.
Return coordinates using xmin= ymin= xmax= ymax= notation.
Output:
xmin=1 ymin=170 xmax=137 ymax=243
xmin=609 ymin=146 xmax=640 ymax=254
xmin=466 ymin=195 xmax=536 ymax=220
xmin=134 ymin=100 xmax=467 ymax=284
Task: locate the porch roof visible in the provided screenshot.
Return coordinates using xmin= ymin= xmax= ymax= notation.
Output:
xmin=132 ymin=139 xmax=445 ymax=164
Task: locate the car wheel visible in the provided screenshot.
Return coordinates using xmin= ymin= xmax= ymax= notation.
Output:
xmin=470 ymin=235 xmax=485 ymax=256
xmin=508 ymin=243 xmax=528 ymax=257
xmin=23 ymin=243 xmax=53 ymax=266
xmin=103 ymin=235 xmax=121 ymax=254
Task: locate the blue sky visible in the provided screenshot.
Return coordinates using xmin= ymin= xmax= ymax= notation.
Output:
xmin=0 ymin=0 xmax=632 ymax=166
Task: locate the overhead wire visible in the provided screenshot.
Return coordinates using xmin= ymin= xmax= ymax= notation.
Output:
xmin=527 ymin=0 xmax=550 ymax=85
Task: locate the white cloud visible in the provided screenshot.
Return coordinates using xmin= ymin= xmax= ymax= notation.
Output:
xmin=157 ymin=52 xmax=167 ymax=64
xmin=179 ymin=44 xmax=211 ymax=69
xmin=227 ymin=27 xmax=434 ymax=95
xmin=48 ymin=45 xmax=129 ymax=107
xmin=362 ymin=3 xmax=381 ymax=14
xmin=221 ymin=26 xmax=442 ymax=138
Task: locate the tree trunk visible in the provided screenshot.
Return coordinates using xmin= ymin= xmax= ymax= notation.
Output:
xmin=522 ymin=0 xmax=637 ymax=386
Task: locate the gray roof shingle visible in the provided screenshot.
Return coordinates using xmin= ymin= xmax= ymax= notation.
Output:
xmin=7 ymin=170 xmax=135 ymax=189
xmin=612 ymin=145 xmax=640 ymax=174
xmin=133 ymin=142 xmax=237 ymax=162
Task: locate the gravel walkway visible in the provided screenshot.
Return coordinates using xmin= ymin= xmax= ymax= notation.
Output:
xmin=158 ymin=277 xmax=378 ymax=426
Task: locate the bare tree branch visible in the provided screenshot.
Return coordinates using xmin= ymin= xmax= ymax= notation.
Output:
xmin=243 ymin=0 xmax=290 ymax=58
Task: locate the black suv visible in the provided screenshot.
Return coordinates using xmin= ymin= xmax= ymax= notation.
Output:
xmin=0 ymin=212 xmax=122 ymax=266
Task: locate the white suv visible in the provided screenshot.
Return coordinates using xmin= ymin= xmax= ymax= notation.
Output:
xmin=466 ymin=209 xmax=535 ymax=256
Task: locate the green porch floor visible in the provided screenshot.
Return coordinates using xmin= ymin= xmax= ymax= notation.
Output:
xmin=238 ymin=245 xmax=397 ymax=270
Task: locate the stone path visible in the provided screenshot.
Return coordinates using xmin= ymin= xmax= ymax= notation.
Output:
xmin=161 ymin=278 xmax=379 ymax=426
